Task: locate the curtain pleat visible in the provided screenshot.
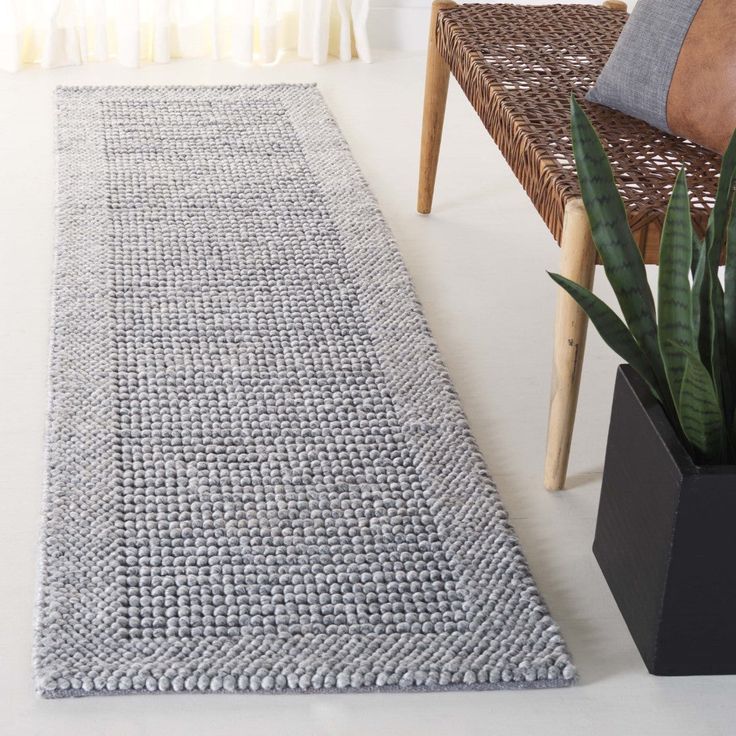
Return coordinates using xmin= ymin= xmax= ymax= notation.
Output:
xmin=0 ymin=0 xmax=370 ymax=71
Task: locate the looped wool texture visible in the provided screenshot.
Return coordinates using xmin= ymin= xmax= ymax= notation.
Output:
xmin=36 ymin=84 xmax=575 ymax=698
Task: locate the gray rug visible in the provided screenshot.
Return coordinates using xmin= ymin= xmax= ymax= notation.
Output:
xmin=36 ymin=84 xmax=574 ymax=698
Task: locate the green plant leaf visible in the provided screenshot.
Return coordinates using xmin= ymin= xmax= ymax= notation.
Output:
xmin=692 ymin=239 xmax=709 ymax=358
xmin=691 ymin=233 xmax=705 ymax=343
xmin=566 ymin=105 xmax=736 ymax=464
xmin=703 ymin=129 xmax=736 ymax=421
xmin=691 ymin=232 xmax=703 ymax=277
xmin=570 ymin=97 xmax=664 ymax=386
xmin=678 ymin=349 xmax=729 ymax=464
xmin=727 ymin=197 xmax=736 ymax=359
xmin=690 ymin=231 xmax=732 ymax=421
xmin=657 ymin=168 xmax=694 ymax=407
xmin=710 ymin=262 xmax=732 ymax=416
xmin=708 ymin=128 xmax=736 ymax=257
xmin=724 ymin=195 xmax=736 ymax=427
xmin=549 ymin=272 xmax=663 ymax=403
xmin=700 ymin=226 xmax=730 ymax=415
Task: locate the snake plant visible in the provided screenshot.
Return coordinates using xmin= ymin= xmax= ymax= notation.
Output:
xmin=549 ymin=98 xmax=736 ymax=466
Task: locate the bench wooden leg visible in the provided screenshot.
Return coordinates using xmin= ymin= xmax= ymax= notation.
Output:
xmin=544 ymin=199 xmax=597 ymax=491
xmin=417 ymin=1 xmax=456 ymax=214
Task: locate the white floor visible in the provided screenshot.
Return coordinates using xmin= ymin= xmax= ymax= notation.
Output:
xmin=1 ymin=51 xmax=734 ymax=736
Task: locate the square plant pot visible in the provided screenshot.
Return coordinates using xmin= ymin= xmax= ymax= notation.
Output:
xmin=593 ymin=365 xmax=736 ymax=676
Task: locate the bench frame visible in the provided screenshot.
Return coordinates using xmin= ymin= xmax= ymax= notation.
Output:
xmin=418 ymin=0 xmax=628 ymax=491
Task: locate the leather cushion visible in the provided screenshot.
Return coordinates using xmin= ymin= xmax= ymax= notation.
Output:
xmin=588 ymin=0 xmax=736 ymax=154
xmin=667 ymin=0 xmax=736 ymax=153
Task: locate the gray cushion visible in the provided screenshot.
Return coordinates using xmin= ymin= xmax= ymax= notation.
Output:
xmin=587 ymin=0 xmax=702 ymax=134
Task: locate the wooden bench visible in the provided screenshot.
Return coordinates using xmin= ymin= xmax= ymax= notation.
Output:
xmin=417 ymin=0 xmax=722 ymax=490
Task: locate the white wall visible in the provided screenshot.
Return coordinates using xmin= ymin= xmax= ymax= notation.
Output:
xmin=368 ymin=0 xmax=637 ymax=51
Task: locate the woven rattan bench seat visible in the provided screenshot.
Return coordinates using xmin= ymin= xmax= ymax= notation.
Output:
xmin=435 ymin=3 xmax=721 ymax=262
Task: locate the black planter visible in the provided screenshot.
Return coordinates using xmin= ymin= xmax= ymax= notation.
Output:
xmin=593 ymin=365 xmax=736 ymax=676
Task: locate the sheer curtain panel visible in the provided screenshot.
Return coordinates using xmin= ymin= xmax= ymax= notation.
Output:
xmin=0 ymin=0 xmax=371 ymax=71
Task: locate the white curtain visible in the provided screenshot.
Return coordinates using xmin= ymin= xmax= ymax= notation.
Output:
xmin=0 ymin=0 xmax=371 ymax=71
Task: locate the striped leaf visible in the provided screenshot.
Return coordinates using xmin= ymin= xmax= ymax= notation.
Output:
xmin=724 ymin=197 xmax=736 ymax=429
xmin=699 ymin=227 xmax=730 ymax=415
xmin=692 ymin=240 xmax=710 ymax=359
xmin=709 ymin=127 xmax=736 ymax=258
xmin=727 ymin=197 xmax=736 ymax=361
xmin=657 ymin=168 xmax=694 ymax=407
xmin=549 ymin=272 xmax=664 ymax=404
xmin=678 ymin=349 xmax=729 ymax=463
xmin=689 ymin=239 xmax=733 ymax=434
xmin=690 ymin=235 xmax=705 ymax=359
xmin=691 ymin=232 xmax=703 ymax=277
xmin=570 ymin=98 xmax=664 ymax=388
xmin=726 ymin=126 xmax=736 ymax=327
xmin=705 ymin=129 xmax=736 ymax=422
xmin=710 ymin=262 xmax=732 ymax=418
